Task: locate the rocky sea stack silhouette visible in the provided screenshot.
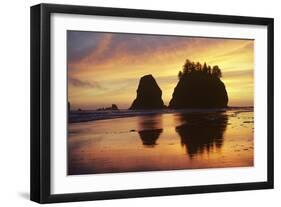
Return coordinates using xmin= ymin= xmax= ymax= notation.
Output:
xmin=169 ymin=59 xmax=228 ymax=108
xmin=97 ymin=104 xmax=119 ymax=111
xmin=130 ymin=74 xmax=165 ymax=110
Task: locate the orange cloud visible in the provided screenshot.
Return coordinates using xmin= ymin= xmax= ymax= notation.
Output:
xmin=67 ymin=32 xmax=254 ymax=109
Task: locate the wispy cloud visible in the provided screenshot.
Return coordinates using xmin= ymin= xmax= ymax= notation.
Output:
xmin=68 ymin=78 xmax=102 ymax=89
xmin=67 ymin=31 xmax=254 ymax=109
xmin=67 ymin=31 xmax=209 ymax=69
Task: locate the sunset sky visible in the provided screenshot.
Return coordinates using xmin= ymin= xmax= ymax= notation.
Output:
xmin=67 ymin=31 xmax=254 ymax=110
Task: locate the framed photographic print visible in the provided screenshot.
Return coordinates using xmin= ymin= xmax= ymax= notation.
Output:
xmin=30 ymin=3 xmax=274 ymax=203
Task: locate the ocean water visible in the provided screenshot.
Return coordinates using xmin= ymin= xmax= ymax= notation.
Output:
xmin=68 ymin=107 xmax=254 ymax=175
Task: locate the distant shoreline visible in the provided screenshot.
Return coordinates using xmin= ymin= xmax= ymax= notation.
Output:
xmin=68 ymin=106 xmax=253 ymax=124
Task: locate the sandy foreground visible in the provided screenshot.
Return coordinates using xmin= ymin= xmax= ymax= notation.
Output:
xmin=68 ymin=108 xmax=254 ymax=175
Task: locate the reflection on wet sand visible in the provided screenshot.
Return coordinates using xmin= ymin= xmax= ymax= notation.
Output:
xmin=175 ymin=112 xmax=228 ymax=158
xmin=68 ymin=109 xmax=254 ymax=175
xmin=137 ymin=115 xmax=163 ymax=147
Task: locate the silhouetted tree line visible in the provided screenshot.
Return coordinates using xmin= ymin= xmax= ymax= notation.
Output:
xmin=178 ymin=59 xmax=222 ymax=79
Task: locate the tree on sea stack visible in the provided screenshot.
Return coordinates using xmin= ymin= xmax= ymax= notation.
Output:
xmin=169 ymin=59 xmax=228 ymax=109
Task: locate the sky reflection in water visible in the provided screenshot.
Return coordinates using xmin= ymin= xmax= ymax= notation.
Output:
xmin=68 ymin=109 xmax=253 ymax=175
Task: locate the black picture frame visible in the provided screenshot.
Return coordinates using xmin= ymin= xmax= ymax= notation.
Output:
xmin=30 ymin=3 xmax=274 ymax=204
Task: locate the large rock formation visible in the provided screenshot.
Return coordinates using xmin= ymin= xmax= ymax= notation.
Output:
xmin=130 ymin=74 xmax=164 ymax=110
xmin=169 ymin=72 xmax=228 ymax=108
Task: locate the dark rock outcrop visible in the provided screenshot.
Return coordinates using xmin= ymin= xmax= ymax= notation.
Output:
xmin=110 ymin=104 xmax=118 ymax=110
xmin=68 ymin=102 xmax=71 ymax=114
xmin=97 ymin=104 xmax=119 ymax=111
xmin=130 ymin=74 xmax=164 ymax=110
xmin=169 ymin=72 xmax=228 ymax=108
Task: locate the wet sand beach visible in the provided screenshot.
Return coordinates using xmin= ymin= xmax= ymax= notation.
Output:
xmin=68 ymin=108 xmax=254 ymax=175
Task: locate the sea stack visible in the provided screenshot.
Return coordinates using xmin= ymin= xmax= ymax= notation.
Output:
xmin=130 ymin=74 xmax=164 ymax=110
xmin=68 ymin=101 xmax=71 ymax=114
xmin=169 ymin=71 xmax=228 ymax=109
